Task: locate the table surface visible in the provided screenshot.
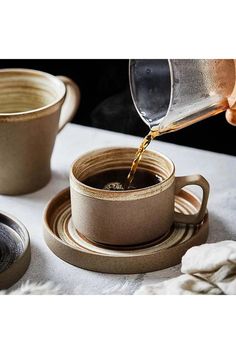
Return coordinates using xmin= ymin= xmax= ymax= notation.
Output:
xmin=3 ymin=123 xmax=236 ymax=294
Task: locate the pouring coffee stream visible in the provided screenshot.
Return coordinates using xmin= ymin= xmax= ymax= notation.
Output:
xmin=102 ymin=128 xmax=159 ymax=191
xmin=124 ymin=129 xmax=159 ymax=189
xmin=106 ymin=60 xmax=236 ymax=191
xmin=123 ymin=59 xmax=236 ymax=189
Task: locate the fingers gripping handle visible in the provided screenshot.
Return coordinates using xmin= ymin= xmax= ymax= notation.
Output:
xmin=174 ymin=175 xmax=209 ymax=225
xmin=227 ymin=59 xmax=236 ymax=109
xmin=57 ymin=76 xmax=81 ymax=132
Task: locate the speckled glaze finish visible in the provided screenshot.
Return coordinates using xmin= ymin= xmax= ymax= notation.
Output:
xmin=0 ymin=69 xmax=80 ymax=195
xmin=70 ymin=148 xmax=210 ymax=246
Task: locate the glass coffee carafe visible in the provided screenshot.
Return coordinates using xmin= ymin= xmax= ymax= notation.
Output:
xmin=129 ymin=59 xmax=236 ymax=134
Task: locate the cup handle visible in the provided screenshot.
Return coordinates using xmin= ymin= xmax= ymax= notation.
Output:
xmin=174 ymin=175 xmax=209 ymax=225
xmin=56 ymin=75 xmax=81 ymax=132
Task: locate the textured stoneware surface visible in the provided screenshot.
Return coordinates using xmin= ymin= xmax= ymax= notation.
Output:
xmin=0 ymin=211 xmax=31 ymax=289
xmin=2 ymin=123 xmax=234 ymax=293
xmin=43 ymin=187 xmax=209 ymax=274
xmin=0 ymin=69 xmax=80 ymax=195
xmin=70 ymin=147 xmax=209 ymax=246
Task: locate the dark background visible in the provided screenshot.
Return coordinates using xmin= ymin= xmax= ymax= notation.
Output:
xmin=1 ymin=59 xmax=235 ymax=156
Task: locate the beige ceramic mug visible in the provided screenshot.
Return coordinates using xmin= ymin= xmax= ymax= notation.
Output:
xmin=70 ymin=147 xmax=210 ymax=247
xmin=0 ymin=68 xmax=80 ymax=195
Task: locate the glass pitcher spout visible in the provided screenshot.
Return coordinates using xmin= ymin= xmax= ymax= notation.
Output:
xmin=129 ymin=59 xmax=236 ymax=134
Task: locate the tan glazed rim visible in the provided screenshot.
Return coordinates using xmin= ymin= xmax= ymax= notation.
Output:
xmin=70 ymin=147 xmax=175 ymax=201
xmin=0 ymin=68 xmax=66 ymax=121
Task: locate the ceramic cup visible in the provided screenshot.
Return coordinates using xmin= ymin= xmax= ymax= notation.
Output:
xmin=0 ymin=68 xmax=80 ymax=195
xmin=70 ymin=147 xmax=210 ymax=247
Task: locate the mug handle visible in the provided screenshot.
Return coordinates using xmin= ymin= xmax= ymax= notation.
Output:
xmin=56 ymin=76 xmax=81 ymax=132
xmin=174 ymin=175 xmax=209 ymax=225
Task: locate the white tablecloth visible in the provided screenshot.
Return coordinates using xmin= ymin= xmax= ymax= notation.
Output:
xmin=2 ymin=123 xmax=236 ymax=294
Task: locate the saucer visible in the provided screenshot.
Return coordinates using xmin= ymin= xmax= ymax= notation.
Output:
xmin=0 ymin=211 xmax=31 ymax=289
xmin=43 ymin=188 xmax=208 ymax=274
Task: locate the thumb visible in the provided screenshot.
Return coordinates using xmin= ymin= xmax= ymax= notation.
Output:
xmin=226 ymin=109 xmax=236 ymax=126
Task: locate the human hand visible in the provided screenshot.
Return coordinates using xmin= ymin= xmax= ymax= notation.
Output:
xmin=226 ymin=109 xmax=236 ymax=126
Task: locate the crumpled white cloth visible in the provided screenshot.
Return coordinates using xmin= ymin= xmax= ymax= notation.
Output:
xmin=136 ymin=241 xmax=236 ymax=295
xmin=0 ymin=281 xmax=62 ymax=295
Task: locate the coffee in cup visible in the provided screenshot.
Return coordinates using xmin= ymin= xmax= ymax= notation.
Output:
xmin=83 ymin=168 xmax=162 ymax=191
xmin=70 ymin=147 xmax=209 ymax=247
